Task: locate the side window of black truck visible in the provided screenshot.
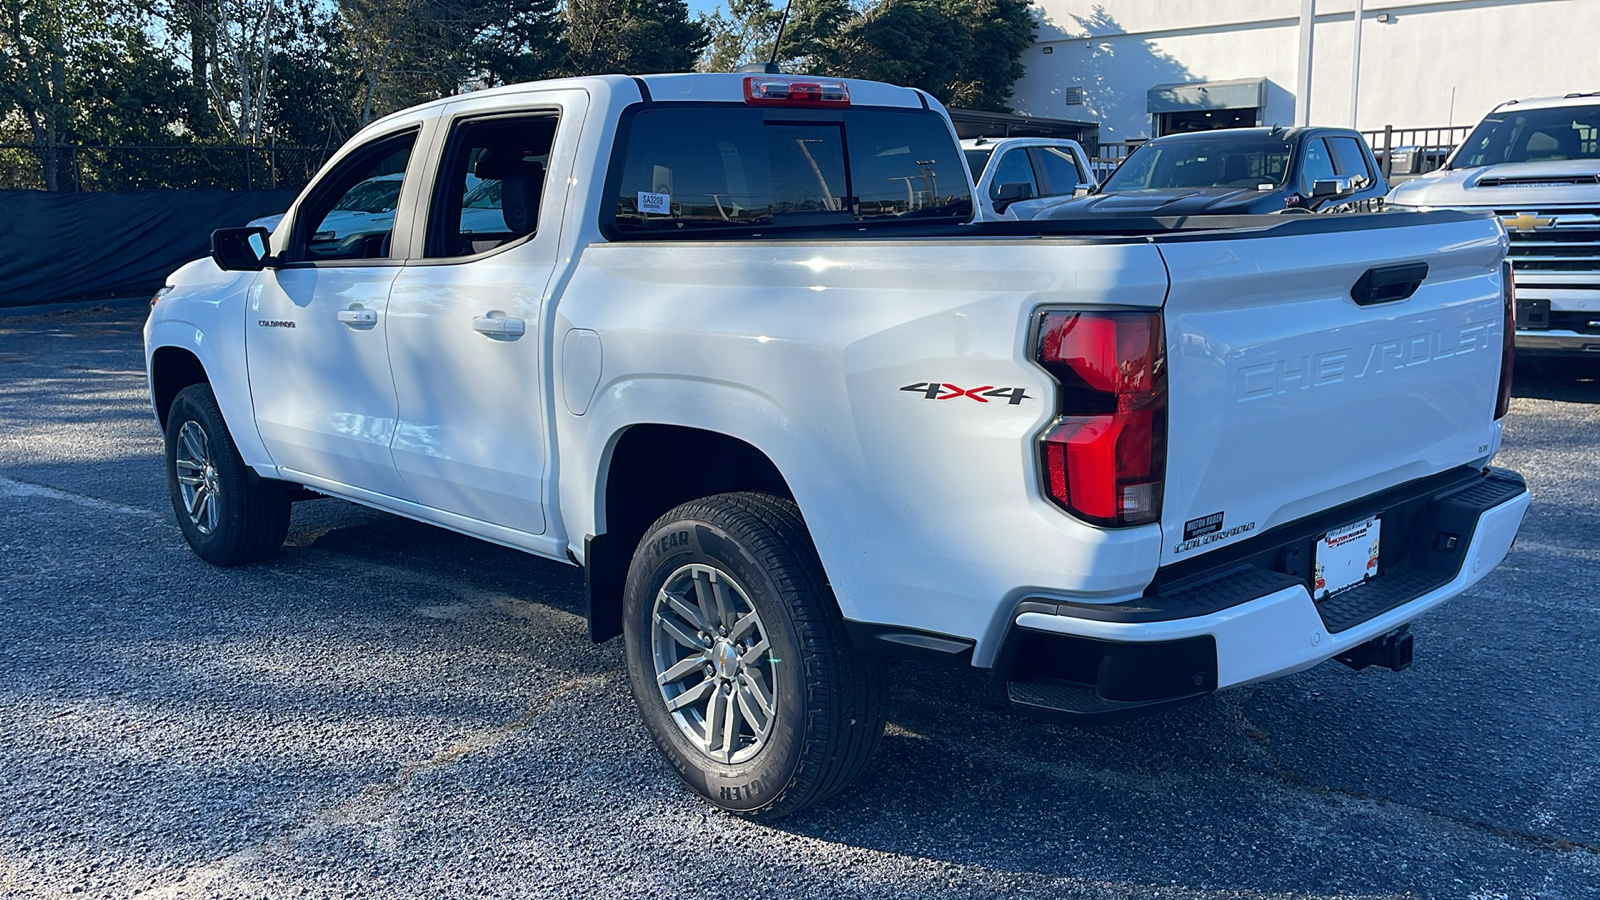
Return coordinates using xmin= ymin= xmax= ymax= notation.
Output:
xmin=1299 ymin=138 xmax=1338 ymax=194
xmin=1328 ymin=136 xmax=1375 ymax=187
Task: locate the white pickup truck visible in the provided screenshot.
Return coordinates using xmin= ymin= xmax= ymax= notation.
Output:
xmin=961 ymin=136 xmax=1097 ymax=220
xmin=145 ymin=73 xmax=1529 ymax=818
xmin=1388 ymin=92 xmax=1600 ymax=356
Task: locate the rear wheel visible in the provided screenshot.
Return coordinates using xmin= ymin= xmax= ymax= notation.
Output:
xmin=622 ymin=492 xmax=885 ymax=818
xmin=164 ymin=383 xmax=290 ymax=565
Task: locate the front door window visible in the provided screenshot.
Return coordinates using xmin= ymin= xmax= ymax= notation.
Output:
xmin=294 ymin=134 xmax=415 ymax=262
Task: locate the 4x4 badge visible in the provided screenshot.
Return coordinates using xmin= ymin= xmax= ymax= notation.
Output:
xmin=900 ymin=382 xmax=1031 ymax=405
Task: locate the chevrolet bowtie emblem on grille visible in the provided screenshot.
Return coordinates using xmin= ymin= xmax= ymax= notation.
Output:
xmin=1502 ymin=212 xmax=1556 ymax=232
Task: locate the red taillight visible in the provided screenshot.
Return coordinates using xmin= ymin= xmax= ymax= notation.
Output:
xmin=1495 ymin=260 xmax=1514 ymax=420
xmin=1035 ymin=310 xmax=1166 ymax=527
xmin=744 ymin=76 xmax=850 ymax=107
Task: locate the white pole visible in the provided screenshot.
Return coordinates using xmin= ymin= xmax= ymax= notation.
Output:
xmin=1349 ymin=0 xmax=1365 ymax=127
xmin=1296 ymin=0 xmax=1315 ymax=126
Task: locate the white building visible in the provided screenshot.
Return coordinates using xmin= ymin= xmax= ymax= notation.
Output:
xmin=1013 ymin=0 xmax=1600 ymax=142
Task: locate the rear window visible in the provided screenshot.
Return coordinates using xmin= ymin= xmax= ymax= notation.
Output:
xmin=964 ymin=148 xmax=994 ymax=179
xmin=609 ymin=106 xmax=972 ymax=235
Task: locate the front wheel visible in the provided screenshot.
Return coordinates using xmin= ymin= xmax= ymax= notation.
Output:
xmin=164 ymin=383 xmax=290 ymax=566
xmin=622 ymin=492 xmax=885 ymax=818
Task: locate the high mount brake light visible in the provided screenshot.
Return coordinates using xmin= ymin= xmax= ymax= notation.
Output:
xmin=1495 ymin=260 xmax=1514 ymax=420
xmin=1034 ymin=310 xmax=1167 ymax=527
xmin=744 ymin=76 xmax=850 ymax=107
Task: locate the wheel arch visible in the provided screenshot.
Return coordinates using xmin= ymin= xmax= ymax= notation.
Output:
xmin=145 ymin=318 xmax=274 ymax=473
xmin=149 ymin=345 xmax=210 ymax=429
xmin=585 ymin=423 xmax=798 ymax=643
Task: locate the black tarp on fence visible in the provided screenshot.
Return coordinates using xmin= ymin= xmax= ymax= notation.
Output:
xmin=0 ymin=189 xmax=295 ymax=307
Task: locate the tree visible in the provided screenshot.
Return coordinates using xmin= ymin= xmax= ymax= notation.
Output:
xmin=699 ymin=0 xmax=852 ymax=74
xmin=946 ymin=0 xmax=1036 ymax=111
xmin=263 ymin=0 xmax=361 ymax=147
xmin=1 ymin=0 xmax=200 ymax=189
xmin=702 ymin=0 xmax=1038 ymax=112
xmin=562 ymin=0 xmax=707 ymax=76
xmin=339 ymin=0 xmax=565 ymax=126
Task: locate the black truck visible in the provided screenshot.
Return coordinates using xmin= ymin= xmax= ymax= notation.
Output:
xmin=1043 ymin=126 xmax=1389 ymax=217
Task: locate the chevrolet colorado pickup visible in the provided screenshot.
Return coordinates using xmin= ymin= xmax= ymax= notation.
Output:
xmin=145 ymin=73 xmax=1530 ymax=818
xmin=1388 ymin=92 xmax=1600 ymax=356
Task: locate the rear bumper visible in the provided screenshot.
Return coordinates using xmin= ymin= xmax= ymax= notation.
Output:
xmin=1515 ymin=330 xmax=1600 ymax=355
xmin=997 ymin=467 xmax=1529 ymax=719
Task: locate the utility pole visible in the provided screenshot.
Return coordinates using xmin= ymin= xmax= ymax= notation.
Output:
xmin=1296 ymin=0 xmax=1315 ymax=126
xmin=1349 ymin=0 xmax=1365 ymax=127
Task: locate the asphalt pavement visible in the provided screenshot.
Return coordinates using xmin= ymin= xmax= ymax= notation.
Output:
xmin=1 ymin=305 xmax=1597 ymax=899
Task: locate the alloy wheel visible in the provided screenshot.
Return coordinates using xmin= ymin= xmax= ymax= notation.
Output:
xmin=651 ymin=563 xmax=778 ymax=764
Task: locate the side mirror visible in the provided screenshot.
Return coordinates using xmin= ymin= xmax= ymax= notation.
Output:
xmin=1074 ymin=181 xmax=1098 ymax=199
xmin=1311 ymin=175 xmax=1359 ymax=200
xmin=993 ymin=181 xmax=1034 ymax=213
xmin=210 ymin=226 xmax=273 ymax=271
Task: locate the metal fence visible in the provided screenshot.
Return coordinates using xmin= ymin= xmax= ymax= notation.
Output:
xmin=1088 ymin=125 xmax=1474 ymax=183
xmin=1089 ymin=140 xmax=1146 ymax=179
xmin=0 ymin=144 xmax=331 ymax=192
xmin=1359 ymin=125 xmax=1472 ymax=178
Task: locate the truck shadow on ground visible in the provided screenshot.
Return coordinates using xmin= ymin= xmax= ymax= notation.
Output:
xmin=281 ymin=502 xmax=1597 ymax=896
xmin=1513 ymin=357 xmax=1600 ymax=402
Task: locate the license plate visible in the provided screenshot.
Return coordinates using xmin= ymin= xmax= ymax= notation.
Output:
xmin=1315 ymin=516 xmax=1381 ymax=600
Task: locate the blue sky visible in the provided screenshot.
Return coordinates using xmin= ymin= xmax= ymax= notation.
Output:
xmin=689 ymin=1 xmax=726 ymax=16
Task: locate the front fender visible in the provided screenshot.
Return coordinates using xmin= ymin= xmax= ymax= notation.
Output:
xmin=144 ymin=267 xmax=276 ymax=475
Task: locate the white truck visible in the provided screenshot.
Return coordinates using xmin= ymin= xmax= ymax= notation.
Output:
xmin=1388 ymin=92 xmax=1600 ymax=356
xmin=961 ymin=136 xmax=1097 ymax=220
xmin=145 ymin=73 xmax=1529 ymax=819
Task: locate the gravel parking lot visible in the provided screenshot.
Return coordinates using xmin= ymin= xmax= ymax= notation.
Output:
xmin=1 ymin=304 xmax=1597 ymax=899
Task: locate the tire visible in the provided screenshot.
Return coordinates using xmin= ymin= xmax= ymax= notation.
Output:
xmin=164 ymin=383 xmax=290 ymax=566
xmin=622 ymin=492 xmax=885 ymax=819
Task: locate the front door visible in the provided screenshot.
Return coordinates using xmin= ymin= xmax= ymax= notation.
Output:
xmin=385 ymin=93 xmax=586 ymax=534
xmin=247 ymin=128 xmax=422 ymax=499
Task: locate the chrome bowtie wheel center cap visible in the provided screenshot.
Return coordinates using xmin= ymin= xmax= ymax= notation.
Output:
xmin=714 ymin=640 xmax=740 ymax=680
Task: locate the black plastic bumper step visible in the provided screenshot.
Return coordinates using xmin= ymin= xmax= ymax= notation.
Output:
xmin=1006 ymin=680 xmax=1205 ymax=723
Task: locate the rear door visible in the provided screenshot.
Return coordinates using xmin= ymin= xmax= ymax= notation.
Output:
xmin=383 ymin=90 xmax=587 ymax=535
xmin=1156 ymin=214 xmax=1507 ymax=565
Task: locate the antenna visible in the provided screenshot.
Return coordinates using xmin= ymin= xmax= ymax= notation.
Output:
xmin=769 ymin=0 xmax=795 ymax=68
xmin=734 ymin=0 xmax=795 ymax=74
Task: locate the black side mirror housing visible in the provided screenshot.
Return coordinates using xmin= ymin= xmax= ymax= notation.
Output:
xmin=211 ymin=226 xmax=273 ymax=271
xmin=993 ymin=181 xmax=1035 ymax=213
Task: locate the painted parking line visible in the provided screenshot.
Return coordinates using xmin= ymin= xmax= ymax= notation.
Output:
xmin=0 ymin=475 xmax=162 ymax=521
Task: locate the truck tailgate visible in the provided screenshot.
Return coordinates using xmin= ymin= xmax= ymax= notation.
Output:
xmin=1155 ymin=214 xmax=1508 ymax=566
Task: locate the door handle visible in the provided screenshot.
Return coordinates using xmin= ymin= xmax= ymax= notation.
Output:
xmin=473 ymin=312 xmax=526 ymax=339
xmin=1351 ymin=261 xmax=1429 ymax=306
xmin=336 ymin=305 xmax=378 ymax=327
